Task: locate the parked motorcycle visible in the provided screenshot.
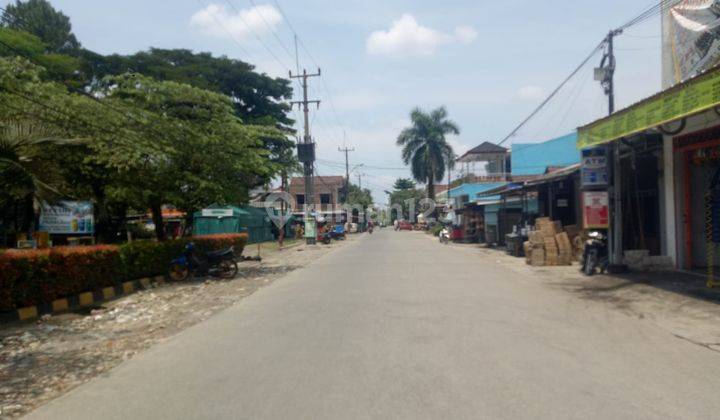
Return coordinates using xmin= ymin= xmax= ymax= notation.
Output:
xmin=169 ymin=242 xmax=238 ymax=281
xmin=439 ymin=227 xmax=450 ymax=244
xmin=329 ymin=224 xmax=346 ymax=240
xmin=581 ymin=231 xmax=609 ymax=276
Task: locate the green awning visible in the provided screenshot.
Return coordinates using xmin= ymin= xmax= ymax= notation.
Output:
xmin=577 ymin=65 xmax=720 ymax=149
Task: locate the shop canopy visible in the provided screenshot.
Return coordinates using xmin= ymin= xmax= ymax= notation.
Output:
xmin=577 ymin=64 xmax=720 ymax=149
xmin=476 ymin=164 xmax=580 ymax=198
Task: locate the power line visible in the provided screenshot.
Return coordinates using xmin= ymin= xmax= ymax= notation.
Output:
xmin=496 ymin=0 xmax=681 ymax=146
xmin=496 ymin=41 xmax=604 ymax=146
xmin=246 ymin=0 xmax=295 ymax=61
xmin=271 ymin=0 xmax=346 ymax=139
xmin=223 ymin=0 xmax=291 ymax=71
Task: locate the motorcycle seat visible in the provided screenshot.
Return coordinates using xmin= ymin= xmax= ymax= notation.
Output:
xmin=206 ymin=247 xmax=235 ymax=259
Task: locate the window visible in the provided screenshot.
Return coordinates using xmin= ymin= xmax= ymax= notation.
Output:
xmin=296 ymin=194 xmax=305 ymax=205
xmin=320 ymin=193 xmax=332 ymax=204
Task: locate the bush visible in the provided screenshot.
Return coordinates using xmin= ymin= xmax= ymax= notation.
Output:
xmin=0 ymin=233 xmax=247 ymax=311
xmin=429 ymin=225 xmax=444 ymax=236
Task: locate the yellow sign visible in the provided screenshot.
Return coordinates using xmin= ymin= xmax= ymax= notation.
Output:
xmin=577 ymin=67 xmax=720 ymax=149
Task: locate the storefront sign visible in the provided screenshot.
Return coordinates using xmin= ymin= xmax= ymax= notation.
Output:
xmin=201 ymin=208 xmax=233 ymax=217
xmin=39 ymin=201 xmax=94 ymax=234
xmin=581 ymin=148 xmax=608 ymax=187
xmin=577 ymin=66 xmax=720 ymax=148
xmin=582 ymin=191 xmax=609 ymax=229
xmin=662 ymin=1 xmax=720 ymax=87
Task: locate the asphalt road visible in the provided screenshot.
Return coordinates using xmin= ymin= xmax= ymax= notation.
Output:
xmin=25 ymin=230 xmax=720 ymax=419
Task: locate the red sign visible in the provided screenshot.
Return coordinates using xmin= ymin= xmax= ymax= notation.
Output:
xmin=583 ymin=191 xmax=609 ymax=229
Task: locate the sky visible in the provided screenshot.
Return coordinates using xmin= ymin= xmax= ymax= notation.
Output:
xmin=37 ymin=0 xmax=664 ymax=204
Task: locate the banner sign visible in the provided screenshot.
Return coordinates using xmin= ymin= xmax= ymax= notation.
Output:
xmin=39 ymin=201 xmax=94 ymax=234
xmin=581 ymin=148 xmax=608 ymax=187
xmin=582 ymin=191 xmax=609 ymax=229
xmin=577 ymin=66 xmax=720 ymax=149
xmin=202 ymin=208 xmax=234 ymax=217
xmin=663 ymin=1 xmax=720 ymax=87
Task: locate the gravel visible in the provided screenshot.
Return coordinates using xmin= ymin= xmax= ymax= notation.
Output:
xmin=0 ymin=238 xmax=352 ymax=419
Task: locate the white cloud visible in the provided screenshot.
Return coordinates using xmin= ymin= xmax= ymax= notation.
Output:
xmin=366 ymin=14 xmax=476 ymax=57
xmin=190 ymin=3 xmax=282 ymax=41
xmin=516 ymin=85 xmax=546 ymax=100
xmin=453 ymin=26 xmax=478 ymax=44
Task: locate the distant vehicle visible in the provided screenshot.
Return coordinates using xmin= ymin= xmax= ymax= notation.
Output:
xmin=439 ymin=227 xmax=450 ymax=244
xmin=398 ymin=221 xmax=413 ymax=231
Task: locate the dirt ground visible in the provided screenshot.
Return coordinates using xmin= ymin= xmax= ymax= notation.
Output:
xmin=0 ymin=236 xmax=355 ymax=419
xmin=431 ymin=234 xmax=720 ymax=353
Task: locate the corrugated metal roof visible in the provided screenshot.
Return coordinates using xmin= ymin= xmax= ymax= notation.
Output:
xmin=510 ymin=132 xmax=580 ymax=176
xmin=448 ymin=182 xmax=506 ymax=199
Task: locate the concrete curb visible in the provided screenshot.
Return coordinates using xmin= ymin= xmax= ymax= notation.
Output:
xmin=1 ymin=275 xmax=167 ymax=324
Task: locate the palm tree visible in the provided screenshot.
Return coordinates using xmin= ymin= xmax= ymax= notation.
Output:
xmin=396 ymin=106 xmax=458 ymax=201
xmin=0 ymin=121 xmax=80 ymax=230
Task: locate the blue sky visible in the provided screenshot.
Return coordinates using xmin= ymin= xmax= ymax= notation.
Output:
xmin=41 ymin=0 xmax=663 ymax=203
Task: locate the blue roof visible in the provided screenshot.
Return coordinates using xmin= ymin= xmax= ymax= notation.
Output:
xmin=511 ymin=132 xmax=580 ymax=176
xmin=448 ymin=183 xmax=506 ymax=199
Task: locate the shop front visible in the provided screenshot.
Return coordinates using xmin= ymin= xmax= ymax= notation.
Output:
xmin=578 ymin=64 xmax=720 ymax=275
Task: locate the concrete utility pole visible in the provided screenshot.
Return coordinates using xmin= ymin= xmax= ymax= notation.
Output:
xmin=338 ymin=145 xmax=354 ymax=202
xmin=596 ymin=29 xmax=624 ymax=269
xmin=290 ymin=68 xmax=321 ymax=244
xmin=356 ymin=173 xmax=365 ymax=190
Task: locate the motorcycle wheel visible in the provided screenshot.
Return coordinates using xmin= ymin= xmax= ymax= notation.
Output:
xmin=218 ymin=260 xmax=239 ymax=279
xmin=584 ymin=252 xmax=597 ymax=276
xmin=169 ymin=264 xmax=190 ymax=281
xmin=323 ymin=236 xmax=332 ymax=245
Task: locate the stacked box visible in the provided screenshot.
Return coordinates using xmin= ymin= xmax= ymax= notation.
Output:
xmin=543 ymin=236 xmax=558 ymax=266
xmin=523 ymin=241 xmax=532 ymax=264
xmin=555 ymin=232 xmax=573 ymax=265
xmin=529 ymin=248 xmax=545 ymax=266
xmin=528 ymin=230 xmax=545 ymax=246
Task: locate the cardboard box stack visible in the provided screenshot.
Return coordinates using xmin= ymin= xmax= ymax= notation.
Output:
xmin=525 ymin=217 xmax=572 ymax=266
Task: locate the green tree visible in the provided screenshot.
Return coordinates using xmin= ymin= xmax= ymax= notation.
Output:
xmin=81 ymin=48 xmax=294 ymax=129
xmin=393 ymin=178 xmax=415 ymax=190
xmin=1 ymin=0 xmax=81 ymax=53
xmin=346 ymin=184 xmax=373 ymax=208
xmin=396 ymin=106 xmax=458 ymax=201
xmin=0 ymin=120 xmax=81 ymax=231
xmin=97 ymin=73 xmax=280 ymax=240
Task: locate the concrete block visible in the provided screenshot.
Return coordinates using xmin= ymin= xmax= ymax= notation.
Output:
xmin=79 ymin=292 xmax=94 ymax=307
xmin=51 ymin=299 xmax=69 ymax=312
xmin=17 ymin=306 xmax=38 ymax=321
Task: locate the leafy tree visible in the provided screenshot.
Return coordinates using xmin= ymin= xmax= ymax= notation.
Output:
xmin=81 ymin=48 xmax=294 ymax=129
xmin=96 ymin=73 xmax=281 ymax=240
xmin=345 ymin=183 xmax=373 ymax=208
xmin=393 ymin=178 xmax=415 ymax=190
xmin=1 ymin=0 xmax=81 ymax=53
xmin=0 ymin=120 xmax=81 ymax=231
xmin=397 ymin=106 xmax=458 ymax=200
xmin=0 ymin=27 xmax=83 ymax=87
xmin=388 ymin=187 xmax=424 ymax=222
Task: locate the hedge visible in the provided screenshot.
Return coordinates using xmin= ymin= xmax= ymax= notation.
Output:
xmin=0 ymin=233 xmax=247 ymax=312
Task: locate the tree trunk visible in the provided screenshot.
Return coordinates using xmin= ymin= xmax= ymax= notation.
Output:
xmin=149 ymin=200 xmax=166 ymax=241
xmin=427 ymin=176 xmax=435 ymax=201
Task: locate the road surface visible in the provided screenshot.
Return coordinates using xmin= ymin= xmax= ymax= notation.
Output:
xmin=25 ymin=230 xmax=720 ymax=419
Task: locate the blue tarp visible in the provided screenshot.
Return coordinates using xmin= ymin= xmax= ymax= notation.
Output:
xmin=511 ymin=132 xmax=580 ymax=176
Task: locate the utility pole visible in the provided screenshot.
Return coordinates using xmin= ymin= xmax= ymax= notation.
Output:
xmin=596 ymin=29 xmax=624 ymax=269
xmin=356 ymin=173 xmax=365 ymax=190
xmin=290 ymin=68 xmax=321 ymax=244
xmin=338 ymin=145 xmax=354 ymax=202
